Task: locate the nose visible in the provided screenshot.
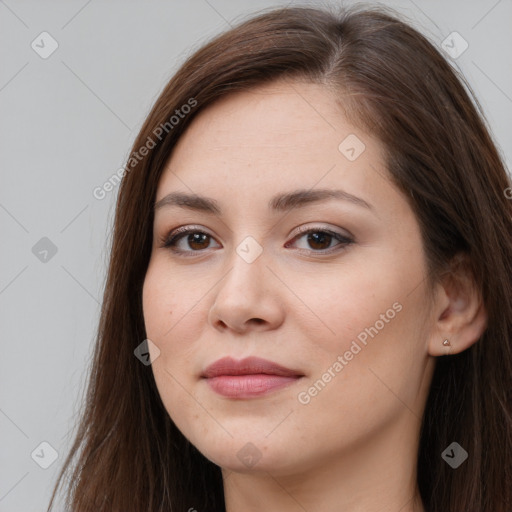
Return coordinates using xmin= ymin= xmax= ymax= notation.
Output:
xmin=208 ymin=243 xmax=285 ymax=334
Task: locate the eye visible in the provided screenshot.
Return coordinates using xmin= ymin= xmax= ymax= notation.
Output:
xmin=161 ymin=226 xmax=219 ymax=256
xmin=160 ymin=225 xmax=354 ymax=257
xmin=286 ymin=226 xmax=354 ymax=254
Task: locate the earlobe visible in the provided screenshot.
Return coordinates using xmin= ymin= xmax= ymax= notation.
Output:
xmin=441 ymin=338 xmax=452 ymax=356
xmin=427 ymin=254 xmax=488 ymax=357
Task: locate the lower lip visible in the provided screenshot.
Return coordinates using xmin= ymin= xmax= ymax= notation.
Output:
xmin=204 ymin=374 xmax=301 ymax=398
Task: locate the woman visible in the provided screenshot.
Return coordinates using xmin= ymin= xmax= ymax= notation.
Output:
xmin=47 ymin=4 xmax=512 ymax=512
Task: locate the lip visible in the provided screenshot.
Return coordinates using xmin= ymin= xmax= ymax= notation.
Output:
xmin=201 ymin=356 xmax=304 ymax=398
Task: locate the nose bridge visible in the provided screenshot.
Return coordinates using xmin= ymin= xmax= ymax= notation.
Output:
xmin=209 ymin=234 xmax=284 ymax=331
xmin=221 ymin=234 xmax=267 ymax=297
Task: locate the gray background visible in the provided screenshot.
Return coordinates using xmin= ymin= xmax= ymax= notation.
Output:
xmin=0 ymin=0 xmax=510 ymax=510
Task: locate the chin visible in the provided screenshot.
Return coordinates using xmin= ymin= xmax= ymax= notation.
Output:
xmin=194 ymin=434 xmax=300 ymax=475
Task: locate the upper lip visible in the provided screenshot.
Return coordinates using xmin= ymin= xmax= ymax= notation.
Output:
xmin=201 ymin=356 xmax=303 ymax=378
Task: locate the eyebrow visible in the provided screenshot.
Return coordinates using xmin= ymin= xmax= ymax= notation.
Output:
xmin=153 ymin=188 xmax=374 ymax=214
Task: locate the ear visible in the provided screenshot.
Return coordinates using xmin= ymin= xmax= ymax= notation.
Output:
xmin=428 ymin=253 xmax=488 ymax=356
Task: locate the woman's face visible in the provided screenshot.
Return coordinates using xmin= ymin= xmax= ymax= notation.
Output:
xmin=143 ymin=80 xmax=437 ymax=478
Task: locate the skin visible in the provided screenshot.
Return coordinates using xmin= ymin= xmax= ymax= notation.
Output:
xmin=142 ymin=79 xmax=487 ymax=512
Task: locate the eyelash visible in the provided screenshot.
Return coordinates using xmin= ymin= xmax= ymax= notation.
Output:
xmin=160 ymin=225 xmax=354 ymax=257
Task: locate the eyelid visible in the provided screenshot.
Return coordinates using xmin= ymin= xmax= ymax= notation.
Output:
xmin=159 ymin=224 xmax=218 ymax=251
xmin=291 ymin=223 xmax=354 ymax=239
xmin=160 ymin=223 xmax=355 ymax=255
xmin=285 ymin=225 xmax=354 ymax=254
xmin=170 ymin=224 xmax=212 ymax=236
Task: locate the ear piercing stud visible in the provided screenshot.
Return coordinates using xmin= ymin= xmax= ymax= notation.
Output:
xmin=443 ymin=339 xmax=450 ymax=347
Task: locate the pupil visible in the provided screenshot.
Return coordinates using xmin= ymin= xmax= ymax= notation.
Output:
xmin=308 ymin=232 xmax=331 ymax=250
xmin=189 ymin=233 xmax=208 ymax=250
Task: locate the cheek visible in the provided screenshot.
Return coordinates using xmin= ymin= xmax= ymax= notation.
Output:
xmin=142 ymin=260 xmax=197 ymax=343
xmin=289 ymin=261 xmax=403 ymax=352
xmin=306 ymin=292 xmax=427 ymax=426
xmin=291 ymin=252 xmax=426 ymax=399
xmin=142 ymin=259 xmax=206 ymax=388
xmin=142 ymin=264 xmax=202 ymax=431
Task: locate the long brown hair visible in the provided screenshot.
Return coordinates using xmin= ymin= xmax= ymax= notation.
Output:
xmin=47 ymin=4 xmax=512 ymax=511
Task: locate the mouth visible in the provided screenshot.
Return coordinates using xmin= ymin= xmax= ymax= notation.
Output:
xmin=201 ymin=356 xmax=304 ymax=399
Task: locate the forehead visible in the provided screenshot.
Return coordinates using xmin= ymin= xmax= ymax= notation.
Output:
xmin=156 ymin=80 xmax=391 ymax=214
xmin=172 ymin=80 xmax=346 ymax=158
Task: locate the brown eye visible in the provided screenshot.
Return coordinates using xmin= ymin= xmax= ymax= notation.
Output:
xmin=162 ymin=226 xmax=353 ymax=257
xmin=305 ymin=232 xmax=333 ymax=250
xmin=186 ymin=233 xmax=211 ymax=250
xmin=163 ymin=228 xmax=220 ymax=255
xmin=287 ymin=228 xmax=354 ymax=254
